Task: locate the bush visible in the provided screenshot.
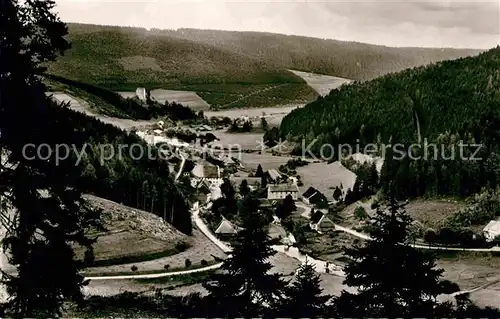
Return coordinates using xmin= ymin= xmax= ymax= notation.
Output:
xmin=200 ymin=259 xmax=208 ymax=266
xmin=409 ymin=220 xmax=424 ymax=239
xmin=131 ymin=265 xmax=138 ymax=272
xmin=354 ymin=206 xmax=368 ymax=220
xmin=439 ymin=280 xmax=461 ymax=294
xmin=185 ymin=259 xmax=192 ymax=268
xmin=164 ymin=264 xmax=170 ymax=270
xmin=424 ymin=228 xmax=437 ymax=243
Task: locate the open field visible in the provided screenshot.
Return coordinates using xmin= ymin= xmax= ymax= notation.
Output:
xmin=205 ymin=104 xmax=303 ymax=120
xmin=117 ymin=89 xmax=211 ymax=111
xmin=239 ymin=153 xmax=295 ymax=171
xmin=297 ymin=161 xmax=357 ymax=201
xmin=82 ymin=251 xmax=300 ymax=298
xmin=85 ymin=227 xmax=225 ymax=276
xmin=77 ymin=195 xmax=189 ymax=267
xmin=211 ymin=130 xmax=265 ymax=151
xmin=288 ymin=69 xmax=352 ymax=96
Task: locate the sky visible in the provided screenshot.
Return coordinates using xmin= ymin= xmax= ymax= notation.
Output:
xmin=54 ymin=0 xmax=500 ymax=49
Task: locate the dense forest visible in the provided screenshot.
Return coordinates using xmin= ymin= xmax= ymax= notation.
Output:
xmin=280 ymin=47 xmax=500 ymax=199
xmin=42 ymin=99 xmax=192 ymax=234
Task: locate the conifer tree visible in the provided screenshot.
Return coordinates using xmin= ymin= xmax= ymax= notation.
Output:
xmin=280 ymin=260 xmax=332 ymax=318
xmin=202 ymin=195 xmax=287 ymax=317
xmin=239 ymin=179 xmax=250 ymax=197
xmin=335 ymin=197 xmax=451 ymax=318
xmin=0 ymin=0 xmax=100 ymax=316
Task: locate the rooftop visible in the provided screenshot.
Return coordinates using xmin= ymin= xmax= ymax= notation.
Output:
xmin=302 ymin=186 xmax=317 ymax=198
xmin=266 ymin=169 xmax=282 ymax=181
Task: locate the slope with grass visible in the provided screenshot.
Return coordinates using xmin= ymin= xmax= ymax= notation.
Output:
xmin=46 ymin=24 xmax=317 ymax=109
xmin=280 ymin=47 xmax=500 ymax=199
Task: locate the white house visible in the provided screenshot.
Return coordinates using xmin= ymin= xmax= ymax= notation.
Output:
xmin=135 ymin=131 xmax=168 ymax=145
xmin=267 ymin=183 xmax=299 ymax=200
xmin=483 ymin=220 xmax=500 ymax=242
xmin=208 ymin=183 xmax=223 ymax=202
xmin=136 ymin=87 xmax=147 ymax=101
xmin=309 ymin=210 xmax=334 ymax=233
xmin=165 ymin=138 xmax=190 ymax=148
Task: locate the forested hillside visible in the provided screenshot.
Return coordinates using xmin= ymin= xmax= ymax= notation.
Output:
xmin=46 ymin=24 xmax=316 ymax=109
xmin=162 ymin=28 xmax=482 ymax=81
xmin=280 ymin=47 xmax=500 ymax=199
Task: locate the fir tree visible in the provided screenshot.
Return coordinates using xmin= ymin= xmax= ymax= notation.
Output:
xmin=280 ymin=259 xmax=332 ymax=318
xmin=335 ymin=197 xmax=451 ymax=318
xmin=333 ymin=186 xmax=342 ymax=201
xmin=202 ymin=195 xmax=287 ymax=317
xmin=255 ymin=164 xmax=264 ymax=178
xmin=261 ymin=117 xmax=269 ymax=131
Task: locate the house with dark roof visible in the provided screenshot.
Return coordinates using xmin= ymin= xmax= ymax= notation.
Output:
xmin=267 ymin=183 xmax=299 ymax=200
xmin=302 ymin=187 xmax=317 ymax=199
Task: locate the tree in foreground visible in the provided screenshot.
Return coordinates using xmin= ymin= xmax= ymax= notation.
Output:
xmin=279 ymin=259 xmax=332 ymax=318
xmin=0 ymin=0 xmax=99 ymax=317
xmin=202 ymin=195 xmax=287 ymax=317
xmin=335 ymin=196 xmax=451 ymax=318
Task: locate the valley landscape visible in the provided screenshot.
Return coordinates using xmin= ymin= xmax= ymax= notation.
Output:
xmin=0 ymin=1 xmax=499 ymax=317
